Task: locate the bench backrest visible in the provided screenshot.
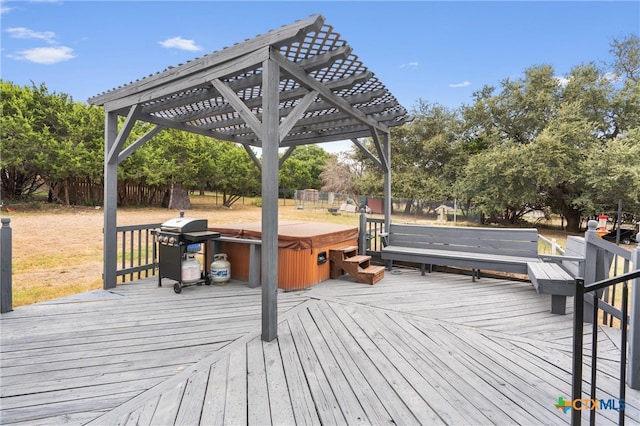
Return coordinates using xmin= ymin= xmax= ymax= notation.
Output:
xmin=563 ymin=236 xmax=585 ymax=276
xmin=387 ymin=224 xmax=539 ymax=258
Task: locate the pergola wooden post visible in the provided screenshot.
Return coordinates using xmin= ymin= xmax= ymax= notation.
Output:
xmin=261 ymin=56 xmax=280 ymax=341
xmin=89 ymin=14 xmax=410 ymax=341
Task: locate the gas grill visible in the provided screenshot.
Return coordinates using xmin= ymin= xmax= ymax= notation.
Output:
xmin=153 ymin=215 xmax=220 ymax=293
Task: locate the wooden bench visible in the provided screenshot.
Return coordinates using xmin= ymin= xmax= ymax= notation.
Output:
xmin=527 ymin=236 xmax=585 ymax=315
xmin=381 ymin=224 xmax=540 ymax=281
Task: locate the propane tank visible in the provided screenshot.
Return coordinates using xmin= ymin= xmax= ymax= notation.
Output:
xmin=181 ymin=254 xmax=201 ymax=284
xmin=210 ymin=253 xmax=231 ymax=284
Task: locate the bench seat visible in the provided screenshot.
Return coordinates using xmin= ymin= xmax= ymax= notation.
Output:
xmin=383 ymin=245 xmax=540 ymax=276
xmin=527 ymin=261 xmax=575 ymax=315
xmin=381 ymin=224 xmax=540 ymax=281
xmin=525 ymin=236 xmax=586 ymax=315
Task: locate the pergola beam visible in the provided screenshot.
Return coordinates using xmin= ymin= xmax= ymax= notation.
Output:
xmin=107 ymin=104 xmax=142 ymax=164
xmin=163 ymin=69 xmax=374 ymax=125
xmin=279 ymin=90 xmax=319 ymax=142
xmin=118 ymin=125 xmax=166 ymax=164
xmin=211 ymin=78 xmax=265 ymax=141
xmin=272 ymin=49 xmax=390 ymax=135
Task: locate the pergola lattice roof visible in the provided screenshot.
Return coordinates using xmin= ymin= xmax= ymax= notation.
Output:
xmin=88 ymin=14 xmax=410 ymax=149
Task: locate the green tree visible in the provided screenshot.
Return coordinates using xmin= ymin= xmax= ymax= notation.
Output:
xmin=213 ymin=143 xmax=260 ymax=207
xmin=577 ymin=128 xmax=640 ymax=215
xmin=43 ymin=102 xmax=104 ymax=205
xmin=279 ymin=145 xmax=330 ymax=196
xmin=457 ymin=36 xmax=639 ymax=231
xmin=1 ymin=81 xmax=104 ymax=204
xmin=388 ymin=101 xmax=466 ymax=213
xmin=1 ymin=81 xmax=43 ymax=199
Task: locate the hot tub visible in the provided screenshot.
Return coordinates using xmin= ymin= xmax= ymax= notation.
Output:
xmin=209 ymin=221 xmax=358 ymax=290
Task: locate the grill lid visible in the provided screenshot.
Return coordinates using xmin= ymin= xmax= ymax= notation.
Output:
xmin=160 ymin=217 xmax=208 ymax=233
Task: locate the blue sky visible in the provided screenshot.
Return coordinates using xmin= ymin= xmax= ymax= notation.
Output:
xmin=2 ymin=1 xmax=639 ymax=151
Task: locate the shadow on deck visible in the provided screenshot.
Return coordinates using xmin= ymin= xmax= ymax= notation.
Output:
xmin=1 ymin=269 xmax=638 ymax=425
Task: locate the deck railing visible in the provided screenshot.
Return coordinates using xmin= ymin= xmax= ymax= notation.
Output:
xmin=571 ymin=221 xmax=640 ymax=425
xmin=572 ymin=269 xmax=640 ymax=425
xmin=538 ymin=234 xmax=564 ymax=255
xmin=359 ymin=214 xmax=385 ymax=261
xmin=115 ymin=223 xmax=161 ymax=283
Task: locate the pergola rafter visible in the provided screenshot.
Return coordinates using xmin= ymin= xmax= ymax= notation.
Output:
xmin=88 ymin=14 xmax=409 ymax=341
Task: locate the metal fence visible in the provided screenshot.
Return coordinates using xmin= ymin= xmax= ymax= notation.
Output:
xmin=293 ymin=191 xmax=482 ymax=224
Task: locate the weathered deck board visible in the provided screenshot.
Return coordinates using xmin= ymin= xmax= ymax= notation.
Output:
xmin=1 ymin=269 xmax=638 ymax=425
xmin=0 ymin=278 xmax=308 ymax=424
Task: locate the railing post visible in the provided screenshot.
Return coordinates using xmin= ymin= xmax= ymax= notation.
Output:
xmin=571 ymin=276 xmax=585 ymax=426
xmin=358 ymin=209 xmax=367 ymax=256
xmin=1 ymin=218 xmax=13 ymax=313
xmin=629 ymin=238 xmax=640 ymax=389
xmin=584 ymin=220 xmax=599 ymax=323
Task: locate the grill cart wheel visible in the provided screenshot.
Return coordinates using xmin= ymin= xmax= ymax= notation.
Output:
xmin=173 ymin=283 xmax=182 ymax=294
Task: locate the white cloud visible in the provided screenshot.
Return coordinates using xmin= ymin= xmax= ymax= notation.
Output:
xmin=554 ymin=76 xmax=570 ymax=87
xmin=603 ymin=71 xmax=621 ymax=83
xmin=449 ymin=81 xmax=471 ymax=88
xmin=159 ymin=36 xmax=202 ymax=52
xmin=6 ymin=27 xmax=56 ymax=43
xmin=9 ymin=46 xmax=75 ymax=64
xmin=400 ymin=61 xmax=419 ymax=69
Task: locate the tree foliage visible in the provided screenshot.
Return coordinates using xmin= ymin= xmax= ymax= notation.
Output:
xmin=3 ymin=35 xmax=638 ymax=221
xmin=323 ymin=35 xmax=639 ymax=231
xmin=1 ymin=81 xmax=330 ymax=207
xmin=1 ymin=81 xmax=104 ymax=204
xmin=279 ymin=145 xmax=330 ymax=197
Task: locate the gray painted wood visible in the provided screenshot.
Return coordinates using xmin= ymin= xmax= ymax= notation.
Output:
xmin=3 ymin=271 xmax=638 ymax=425
xmin=1 ymin=218 xmax=12 ymax=313
xmin=103 ymin=111 xmax=119 ymax=290
xmin=247 ymin=337 xmax=271 ymax=425
xmin=261 ymin=56 xmax=280 ymax=342
xmin=277 ymin=320 xmax=321 ymax=425
xmin=262 ymin=338 xmax=296 ymax=425
xmin=382 ymin=224 xmax=539 ymax=276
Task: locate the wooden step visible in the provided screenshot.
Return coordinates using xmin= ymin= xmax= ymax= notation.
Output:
xmin=329 ymin=246 xmax=358 ymax=260
xmin=329 ymin=246 xmax=361 ymax=279
xmin=342 ymin=255 xmax=371 ymax=268
xmin=329 ymin=248 xmax=384 ymax=285
xmin=358 ymin=265 xmax=385 ymax=285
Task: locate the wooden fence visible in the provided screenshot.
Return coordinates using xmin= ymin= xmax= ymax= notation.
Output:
xmin=49 ymin=177 xmax=166 ymax=206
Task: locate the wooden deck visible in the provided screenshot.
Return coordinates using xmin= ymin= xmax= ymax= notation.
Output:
xmin=1 ymin=268 xmax=638 ymax=425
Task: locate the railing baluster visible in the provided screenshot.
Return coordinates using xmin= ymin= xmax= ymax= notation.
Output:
xmin=620 ymin=281 xmax=628 ymax=426
xmin=572 ymin=277 xmax=585 ymax=426
xmin=590 ymin=296 xmax=598 ymax=426
xmin=128 ymin=230 xmax=134 ymax=282
xmin=137 ymin=229 xmax=142 ymax=280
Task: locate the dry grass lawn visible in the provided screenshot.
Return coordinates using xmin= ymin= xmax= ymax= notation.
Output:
xmin=2 ymin=194 xmax=619 ymax=308
xmin=2 ymin=195 xmax=372 ymax=307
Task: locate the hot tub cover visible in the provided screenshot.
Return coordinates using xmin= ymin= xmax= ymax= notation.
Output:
xmin=209 ymin=221 xmax=358 ymax=250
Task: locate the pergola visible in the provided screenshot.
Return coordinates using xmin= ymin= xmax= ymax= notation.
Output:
xmin=88 ymin=14 xmax=410 ymax=341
